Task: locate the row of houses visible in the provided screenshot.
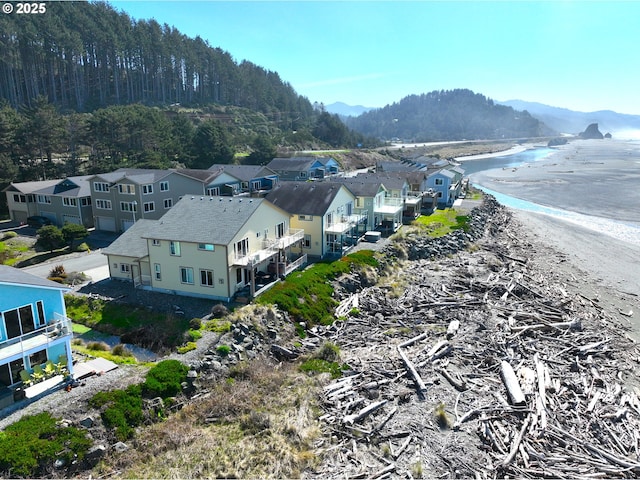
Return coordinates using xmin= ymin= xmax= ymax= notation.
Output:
xmin=4 ymin=156 xmax=463 ymax=234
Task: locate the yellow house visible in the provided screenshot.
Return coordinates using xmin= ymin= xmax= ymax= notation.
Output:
xmin=102 ymin=196 xmax=306 ymax=301
xmin=265 ymin=182 xmax=366 ymax=258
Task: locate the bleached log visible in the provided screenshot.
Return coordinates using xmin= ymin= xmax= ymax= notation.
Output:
xmin=343 ymin=400 xmax=387 ymax=425
xmin=397 ymin=334 xmax=429 ymax=393
xmin=501 ymin=360 xmax=526 ymax=406
xmin=439 ymin=367 xmax=467 ymax=391
xmin=446 ymin=320 xmax=460 ymax=338
xmin=502 ymin=414 xmax=531 ymax=467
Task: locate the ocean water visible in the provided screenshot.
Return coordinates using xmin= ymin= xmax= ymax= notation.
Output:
xmin=468 ymin=146 xmax=640 ymax=247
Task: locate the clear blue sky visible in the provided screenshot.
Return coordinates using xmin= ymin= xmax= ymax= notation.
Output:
xmin=108 ymin=1 xmax=640 ymax=115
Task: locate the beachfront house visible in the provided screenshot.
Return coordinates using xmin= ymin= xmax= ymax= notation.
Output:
xmin=4 ymin=176 xmax=94 ymax=227
xmin=0 ymin=265 xmax=74 ymax=409
xmin=102 ymin=196 xmax=306 ymax=301
xmin=265 ymin=182 xmax=365 ymax=258
xmin=329 ymin=178 xmax=402 ymax=233
xmin=426 ymin=165 xmax=465 ymax=207
xmin=266 ymin=156 xmax=340 ymax=181
xmin=208 ymin=164 xmax=279 ymax=196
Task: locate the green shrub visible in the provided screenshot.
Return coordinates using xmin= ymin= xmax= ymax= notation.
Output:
xmin=2 ymin=231 xmax=17 ymax=240
xmin=299 ymin=358 xmax=347 ymax=379
xmin=90 ymin=385 xmax=144 ymax=441
xmin=188 ymin=329 xmax=202 ymax=341
xmin=211 ymin=303 xmax=229 ymax=318
xmin=0 ymin=412 xmax=91 ymax=477
xmin=74 ymin=242 xmax=90 ymax=252
xmin=317 ymin=342 xmax=340 ymax=362
xmin=142 ymin=360 xmax=189 ymax=399
xmin=87 ymin=341 xmax=110 ymax=351
xmin=216 ymin=344 xmax=231 ymax=356
xmin=111 ymin=344 xmax=134 ymax=357
xmin=205 ymin=318 xmax=231 ymax=333
xmin=177 ymin=342 xmax=197 ymax=354
xmin=189 ymin=317 xmax=202 ymax=330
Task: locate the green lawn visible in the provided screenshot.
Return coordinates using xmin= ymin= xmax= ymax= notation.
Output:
xmin=411 ymin=209 xmax=469 ymax=237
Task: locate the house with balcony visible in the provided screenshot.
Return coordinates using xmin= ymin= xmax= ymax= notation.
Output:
xmin=331 ymin=177 xmax=406 ymax=233
xmin=4 ymin=176 xmax=94 ymax=227
xmin=427 ymin=165 xmax=465 ymax=207
xmin=208 ymin=164 xmax=279 ymax=196
xmin=0 ymin=265 xmax=74 ymax=409
xmin=87 ymin=168 xmax=225 ymax=232
xmin=266 ymin=156 xmax=340 ymax=181
xmin=102 ymin=196 xmax=306 ymax=302
xmin=265 ymin=182 xmax=365 ymax=258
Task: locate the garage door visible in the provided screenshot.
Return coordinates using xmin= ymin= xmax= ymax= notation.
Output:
xmin=62 ymin=215 xmax=81 ymax=225
xmin=11 ymin=210 xmax=28 ymax=223
xmin=122 ymin=220 xmax=134 ymax=231
xmin=40 ymin=211 xmax=57 ymax=225
xmin=96 ymin=216 xmax=116 ymax=232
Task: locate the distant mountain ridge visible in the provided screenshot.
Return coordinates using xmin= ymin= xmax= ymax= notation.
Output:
xmin=325 ymin=102 xmax=373 ymax=117
xmin=499 ymin=100 xmax=640 ymax=137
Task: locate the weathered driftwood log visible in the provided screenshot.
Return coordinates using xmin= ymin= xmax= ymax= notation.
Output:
xmin=501 ymin=360 xmax=526 ymax=406
xmin=447 ymin=320 xmax=460 ymax=338
xmin=397 ymin=334 xmax=429 ymax=393
xmin=343 ymin=400 xmax=387 ymax=425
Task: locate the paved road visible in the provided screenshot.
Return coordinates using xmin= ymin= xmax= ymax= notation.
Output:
xmin=23 ymin=250 xmax=110 ymax=283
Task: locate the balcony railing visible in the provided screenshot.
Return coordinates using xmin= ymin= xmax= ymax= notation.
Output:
xmin=232 ymin=229 xmax=305 ymax=267
xmin=0 ymin=314 xmax=72 ymax=364
xmin=326 ymin=213 xmax=367 ymax=234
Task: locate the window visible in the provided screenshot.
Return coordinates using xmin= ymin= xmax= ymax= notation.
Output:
xmin=13 ymin=194 xmax=26 ymax=203
xmin=241 ymin=181 xmax=249 ymax=190
xmin=120 ymin=201 xmax=137 ymax=212
xmin=154 ymin=263 xmax=161 ymax=281
xmin=94 ymin=182 xmax=110 ymax=192
xmin=435 ymin=178 xmax=444 ymax=186
xmin=234 ymin=238 xmax=249 ymax=258
xmin=198 ymin=243 xmax=215 ymax=251
xmin=36 ymin=301 xmax=45 ymax=327
xmin=2 ymin=304 xmax=36 ymax=340
xmin=118 ymin=184 xmax=135 ymax=194
xmin=437 ymin=192 xmax=443 ymax=198
xmin=298 ymin=215 xmax=313 ymax=221
xmin=96 ymin=199 xmax=112 ymax=210
xmin=63 ymin=197 xmax=77 ymax=207
xmin=206 ymin=187 xmax=220 ymax=196
xmin=200 ymin=269 xmax=214 ymax=287
xmin=303 ymin=234 xmax=311 ymax=249
xmin=81 ymin=197 xmax=92 ymax=206
xmin=152 ymin=239 xmax=160 ymax=246
xmin=37 ymin=195 xmax=51 ymax=204
xmin=326 ymin=213 xmax=333 ymax=226
xmin=120 ymin=264 xmax=130 ymax=273
xmin=29 ymin=350 xmax=47 ymax=369
xmin=163 ymin=198 xmax=173 ymax=209
xmin=143 ymin=201 xmax=155 ymax=213
xmin=142 ymin=184 xmax=153 ymax=195
xmin=170 ymin=241 xmax=181 ymax=256
xmin=276 ymin=222 xmax=285 ymax=238
xmin=300 ymin=171 xmax=307 ymax=178
xmin=251 ymin=181 xmax=261 ymax=191
xmin=180 ymin=267 xmax=194 ymax=284
xmin=160 ymin=181 xmax=169 ymax=192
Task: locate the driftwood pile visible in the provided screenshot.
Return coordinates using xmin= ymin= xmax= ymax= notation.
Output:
xmin=306 ymin=202 xmax=640 ymax=479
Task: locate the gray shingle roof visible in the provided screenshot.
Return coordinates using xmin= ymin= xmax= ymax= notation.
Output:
xmin=330 ymin=178 xmax=384 ymax=197
xmin=101 ymin=219 xmax=156 ymax=259
xmin=144 ymin=196 xmax=269 ymax=245
xmin=209 ymin=164 xmax=277 ymax=181
xmin=0 ymin=265 xmax=70 ymax=291
xmin=174 ymin=167 xmax=225 ymax=183
xmin=265 ymin=181 xmax=348 ymax=215
xmin=354 ymin=173 xmax=408 ymax=190
xmin=90 ymin=168 xmax=173 ymax=185
xmin=266 ymin=157 xmax=317 ymax=171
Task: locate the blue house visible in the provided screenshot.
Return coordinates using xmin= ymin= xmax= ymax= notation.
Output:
xmin=0 ymin=266 xmax=74 ymax=408
xmin=266 ymin=156 xmax=340 ymax=181
xmin=208 ymin=164 xmax=279 ymax=195
xmin=426 ymin=165 xmax=465 ymax=207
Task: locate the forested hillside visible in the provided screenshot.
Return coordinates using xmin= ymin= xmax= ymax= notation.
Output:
xmin=0 ymin=0 xmax=373 ymax=195
xmin=346 ymin=89 xmax=554 ymax=141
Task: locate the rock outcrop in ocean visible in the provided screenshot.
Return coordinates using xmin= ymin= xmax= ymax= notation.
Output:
xmin=579 ymin=122 xmax=604 ymax=139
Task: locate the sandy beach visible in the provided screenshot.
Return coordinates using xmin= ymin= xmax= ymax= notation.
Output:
xmin=463 ymin=138 xmax=640 ymax=339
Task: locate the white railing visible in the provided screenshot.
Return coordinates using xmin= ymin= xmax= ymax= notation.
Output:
xmin=0 ymin=314 xmax=72 ymax=363
xmin=284 ymin=254 xmax=307 ymax=275
xmin=234 ymin=229 xmax=305 ymax=267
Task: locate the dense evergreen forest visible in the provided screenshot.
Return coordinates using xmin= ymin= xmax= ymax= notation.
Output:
xmin=345 ymin=89 xmax=555 ymax=141
xmin=0 ymin=0 xmax=372 ymax=194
